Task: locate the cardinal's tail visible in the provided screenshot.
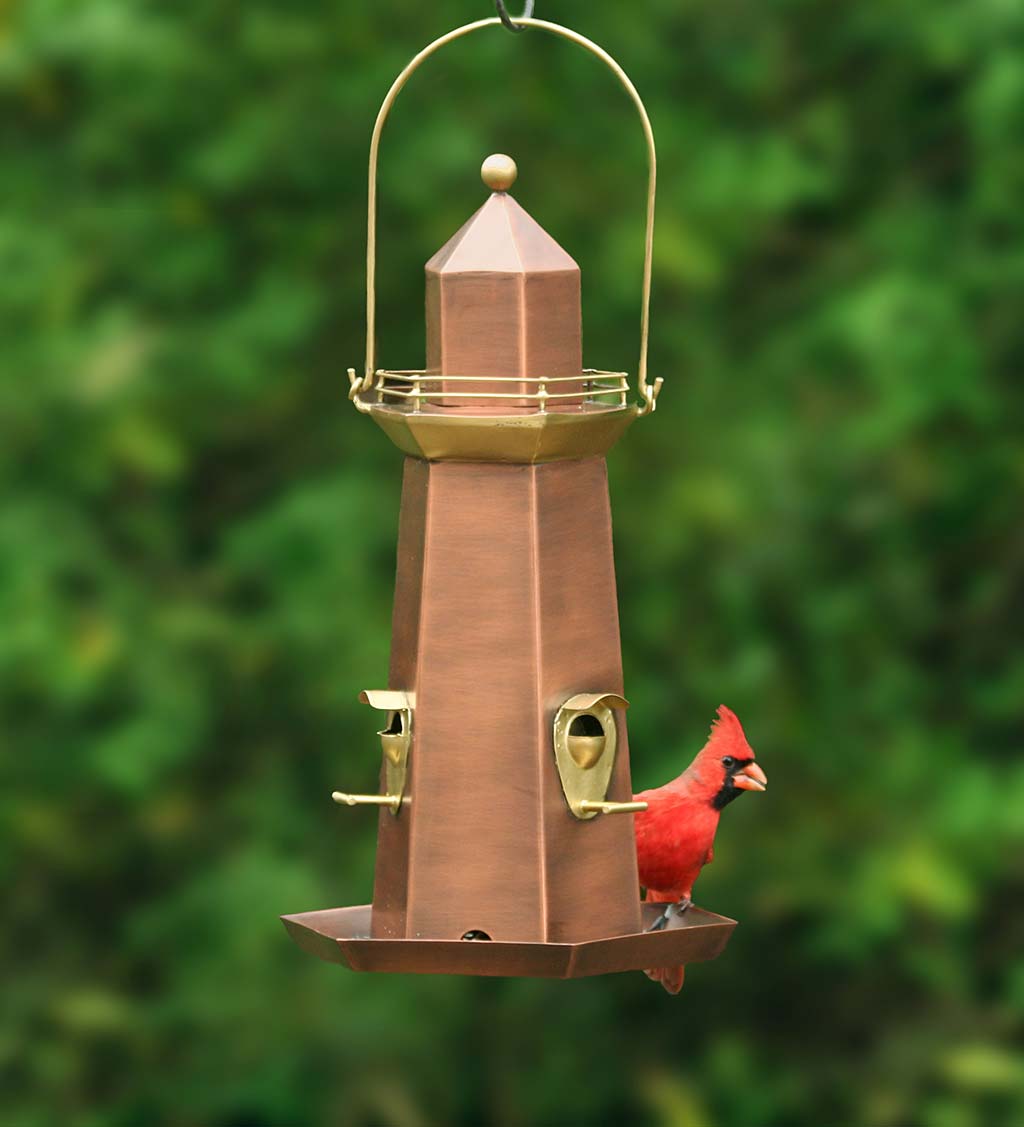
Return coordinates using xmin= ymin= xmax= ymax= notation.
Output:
xmin=644 ymin=965 xmax=685 ymax=994
xmin=641 ymin=889 xmax=688 ymax=994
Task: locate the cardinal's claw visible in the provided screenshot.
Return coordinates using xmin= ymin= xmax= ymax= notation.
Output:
xmin=646 ymin=897 xmax=693 ymax=933
xmin=647 ymin=908 xmax=671 ymax=932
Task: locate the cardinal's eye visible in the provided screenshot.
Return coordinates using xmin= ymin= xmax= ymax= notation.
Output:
xmin=721 ymin=756 xmax=736 ymax=770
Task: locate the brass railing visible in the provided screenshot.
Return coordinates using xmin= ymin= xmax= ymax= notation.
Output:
xmin=352 ymin=369 xmax=630 ymax=413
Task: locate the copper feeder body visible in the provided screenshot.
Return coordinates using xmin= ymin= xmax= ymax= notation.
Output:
xmin=283 ymin=154 xmax=736 ymax=978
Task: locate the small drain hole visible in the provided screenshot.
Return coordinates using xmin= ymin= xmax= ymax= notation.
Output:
xmin=461 ymin=929 xmax=492 ymax=941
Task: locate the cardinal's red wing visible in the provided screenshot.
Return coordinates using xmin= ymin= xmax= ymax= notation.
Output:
xmin=634 ymin=795 xmax=718 ymax=900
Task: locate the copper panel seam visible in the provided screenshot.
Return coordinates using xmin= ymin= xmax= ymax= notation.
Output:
xmin=528 ymin=464 xmax=549 ymax=940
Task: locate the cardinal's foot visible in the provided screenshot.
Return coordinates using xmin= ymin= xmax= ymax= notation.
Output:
xmin=646 ymin=897 xmax=692 ymax=932
xmin=647 ymin=910 xmax=669 ymax=933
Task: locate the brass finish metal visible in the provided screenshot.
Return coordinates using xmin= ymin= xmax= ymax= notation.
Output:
xmin=369 ymin=371 xmax=628 ymax=409
xmin=358 ymin=689 xmax=415 ymax=711
xmin=357 ymin=16 xmax=663 ymax=415
xmin=332 ymin=791 xmax=408 ymax=814
xmin=332 ymin=690 xmax=414 ymax=817
xmin=362 ymin=689 xmax=413 ymax=810
xmin=561 ymin=692 xmax=630 ymax=711
xmin=553 ymin=694 xmax=630 ymax=820
xmin=578 ymin=800 xmax=648 ymax=815
xmin=282 ymin=901 xmax=736 ymax=978
xmin=378 ymin=723 xmax=410 ymax=809
xmin=380 ymin=732 xmax=404 ymax=766
xmin=481 ymin=153 xmax=518 ymax=191
xmin=362 ymin=396 xmax=637 ymax=464
xmin=567 ymin=735 xmax=605 ymax=770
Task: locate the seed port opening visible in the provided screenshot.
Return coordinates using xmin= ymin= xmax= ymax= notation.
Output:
xmin=461 ymin=930 xmax=492 ymax=941
xmin=569 ymin=713 xmax=604 ymax=738
xmin=382 ymin=710 xmax=406 ymax=735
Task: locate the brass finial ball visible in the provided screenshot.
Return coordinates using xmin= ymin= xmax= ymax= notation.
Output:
xmin=481 ymin=153 xmax=518 ymax=192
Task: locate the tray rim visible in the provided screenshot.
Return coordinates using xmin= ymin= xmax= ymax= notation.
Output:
xmin=281 ymin=901 xmax=737 ymax=979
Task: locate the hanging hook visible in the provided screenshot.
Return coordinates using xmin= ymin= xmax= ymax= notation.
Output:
xmin=495 ymin=1 xmax=534 ymax=32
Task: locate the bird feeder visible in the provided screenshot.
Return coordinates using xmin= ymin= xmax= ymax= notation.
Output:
xmin=282 ymin=11 xmax=737 ymax=980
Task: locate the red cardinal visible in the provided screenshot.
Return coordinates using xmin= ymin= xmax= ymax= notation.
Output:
xmin=633 ymin=704 xmax=766 ymax=994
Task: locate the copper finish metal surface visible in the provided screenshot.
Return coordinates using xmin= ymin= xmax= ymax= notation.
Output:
xmin=369 ymin=456 xmax=642 ymax=945
xmin=426 ymin=192 xmax=583 ymax=409
xmin=282 ymin=902 xmax=736 ymax=978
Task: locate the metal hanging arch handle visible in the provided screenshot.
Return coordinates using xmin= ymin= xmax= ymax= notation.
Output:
xmin=352 ymin=16 xmax=663 ymax=416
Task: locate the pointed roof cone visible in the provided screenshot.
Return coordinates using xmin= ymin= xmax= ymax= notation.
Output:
xmin=425 ymin=155 xmax=583 ymax=408
xmin=426 ymin=193 xmax=579 ymax=276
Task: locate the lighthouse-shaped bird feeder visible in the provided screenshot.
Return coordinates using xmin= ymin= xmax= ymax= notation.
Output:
xmin=282 ymin=14 xmax=737 ymax=980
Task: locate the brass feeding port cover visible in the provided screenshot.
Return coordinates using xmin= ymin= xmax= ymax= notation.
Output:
xmin=552 ymin=693 xmax=647 ymax=819
xmin=331 ymin=690 xmax=414 ymax=815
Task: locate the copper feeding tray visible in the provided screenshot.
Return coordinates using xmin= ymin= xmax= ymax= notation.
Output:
xmin=282 ymin=903 xmax=736 ymax=979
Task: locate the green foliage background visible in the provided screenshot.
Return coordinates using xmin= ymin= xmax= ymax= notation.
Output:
xmin=3 ymin=1 xmax=1023 ymax=1124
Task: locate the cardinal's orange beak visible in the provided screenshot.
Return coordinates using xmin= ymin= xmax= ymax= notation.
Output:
xmin=733 ymin=761 xmax=767 ymax=792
